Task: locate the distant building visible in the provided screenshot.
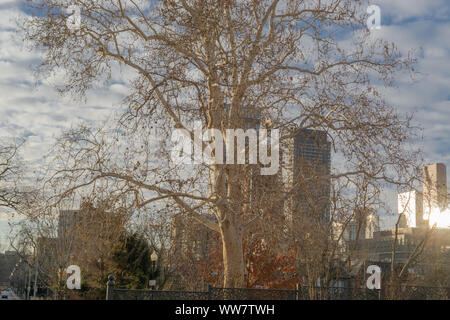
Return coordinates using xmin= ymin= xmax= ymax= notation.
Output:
xmin=332 ymin=212 xmax=380 ymax=257
xmin=350 ymin=163 xmax=450 ymax=282
xmin=35 ymin=236 xmax=58 ymax=290
xmin=169 ymin=110 xmax=286 ymax=288
xmin=168 ymin=213 xmax=215 ymax=290
xmin=398 ymin=190 xmax=424 ymax=228
xmin=58 ymin=210 xmax=81 ymax=240
xmin=397 ymin=163 xmax=448 ymax=229
xmin=284 ymin=129 xmax=331 ymax=224
xmin=355 ymin=227 xmax=450 ymax=264
xmin=58 ymin=209 xmax=82 ymax=255
xmin=345 ymin=213 xmax=380 ymax=241
xmin=365 ymin=213 xmax=380 ymax=239
xmin=423 ymin=163 xmax=448 ymax=217
xmin=169 ymin=214 xmax=213 ymax=262
xmin=0 ymin=250 xmax=20 ymax=288
xmin=57 ymin=205 xmax=126 ymax=268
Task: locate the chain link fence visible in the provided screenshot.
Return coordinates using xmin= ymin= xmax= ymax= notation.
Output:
xmin=106 ymin=276 xmax=450 ymax=300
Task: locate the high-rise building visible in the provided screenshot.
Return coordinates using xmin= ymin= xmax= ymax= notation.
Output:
xmin=58 ymin=209 xmax=81 ymax=241
xmin=398 ymin=190 xmax=424 ymax=228
xmin=284 ymin=129 xmax=331 ymax=224
xmin=0 ymin=251 xmax=20 ymax=289
xmin=396 ymin=163 xmax=448 ymax=229
xmin=365 ymin=213 xmax=380 ymax=239
xmin=423 ymin=163 xmax=447 ymax=217
xmin=58 ymin=206 xmax=126 ymax=266
xmin=216 ymin=106 xmax=283 ymax=219
xmin=332 ymin=212 xmax=380 ymax=258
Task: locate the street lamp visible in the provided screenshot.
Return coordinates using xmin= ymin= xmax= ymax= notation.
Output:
xmin=150 ymin=251 xmax=158 ymax=290
xmin=151 ymin=251 xmax=158 ymax=264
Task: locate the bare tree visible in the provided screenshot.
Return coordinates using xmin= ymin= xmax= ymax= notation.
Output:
xmin=0 ymin=140 xmax=23 ymax=210
xmin=22 ymin=0 xmax=422 ymax=288
xmin=387 ymin=185 xmax=450 ymax=299
xmin=10 ymin=186 xmax=131 ymax=299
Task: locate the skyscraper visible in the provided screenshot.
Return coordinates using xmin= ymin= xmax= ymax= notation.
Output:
xmin=398 ymin=190 xmax=424 ymax=228
xmin=397 ymin=163 xmax=448 ymax=229
xmin=423 ymin=163 xmax=447 ymax=217
xmin=284 ymin=129 xmax=331 ymax=224
xmin=58 ymin=206 xmax=126 ymax=267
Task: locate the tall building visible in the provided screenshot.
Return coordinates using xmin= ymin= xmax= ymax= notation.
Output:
xmin=284 ymin=129 xmax=331 ymax=224
xmin=365 ymin=213 xmax=380 ymax=239
xmin=398 ymin=190 xmax=424 ymax=228
xmin=332 ymin=212 xmax=380 ymax=257
xmin=35 ymin=236 xmax=58 ymax=290
xmin=168 ymin=213 xmax=216 ymax=290
xmin=423 ymin=163 xmax=447 ymax=217
xmin=58 ymin=210 xmax=81 ymax=243
xmin=355 ymin=226 xmax=450 ymax=265
xmin=58 ymin=205 xmax=126 ymax=267
xmin=354 ymin=163 xmax=450 ymax=268
xmin=217 ymin=106 xmax=283 ymax=222
xmin=0 ymin=251 xmax=20 ymax=288
xmin=397 ymin=163 xmax=448 ymax=229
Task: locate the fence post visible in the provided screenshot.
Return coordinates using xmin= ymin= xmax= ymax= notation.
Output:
xmin=106 ymin=274 xmax=115 ymax=300
xmin=296 ymin=283 xmax=300 ymax=300
xmin=207 ymin=284 xmax=212 ymax=300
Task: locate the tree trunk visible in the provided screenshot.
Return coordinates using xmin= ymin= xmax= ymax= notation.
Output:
xmin=221 ymin=221 xmax=244 ymax=288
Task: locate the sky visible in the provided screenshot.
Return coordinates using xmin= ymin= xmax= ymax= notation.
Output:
xmin=0 ymin=0 xmax=450 ymax=249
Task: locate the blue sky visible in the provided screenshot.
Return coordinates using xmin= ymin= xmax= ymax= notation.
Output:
xmin=0 ymin=0 xmax=450 ymax=249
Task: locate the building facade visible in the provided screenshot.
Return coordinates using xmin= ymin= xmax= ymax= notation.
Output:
xmin=284 ymin=129 xmax=331 ymax=225
xmin=423 ymin=163 xmax=448 ymax=218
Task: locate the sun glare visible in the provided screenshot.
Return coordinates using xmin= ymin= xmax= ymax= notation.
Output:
xmin=429 ymin=208 xmax=450 ymax=229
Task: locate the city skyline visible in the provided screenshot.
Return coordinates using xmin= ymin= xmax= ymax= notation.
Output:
xmin=0 ymin=1 xmax=450 ymax=304
xmin=1 ymin=0 xmax=450 ymax=249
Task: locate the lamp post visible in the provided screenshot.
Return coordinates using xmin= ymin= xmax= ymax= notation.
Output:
xmin=150 ymin=251 xmax=158 ymax=290
xmin=33 ymin=254 xmax=39 ymax=298
xmin=26 ymin=264 xmax=31 ymax=300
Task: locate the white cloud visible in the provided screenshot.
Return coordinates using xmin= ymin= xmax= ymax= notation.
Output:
xmin=0 ymin=5 xmax=133 ymax=168
xmin=376 ymin=0 xmax=449 ymax=23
